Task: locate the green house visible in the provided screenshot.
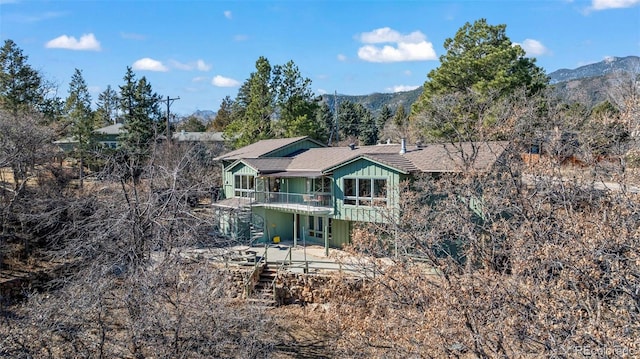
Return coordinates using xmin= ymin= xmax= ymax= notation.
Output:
xmin=54 ymin=123 xmax=124 ymax=151
xmin=213 ymin=136 xmax=507 ymax=252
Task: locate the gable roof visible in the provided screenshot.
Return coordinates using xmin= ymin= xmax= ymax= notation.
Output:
xmin=234 ymin=158 xmax=293 ymax=173
xmin=95 ymin=123 xmax=125 ymax=135
xmin=403 ymin=142 xmax=508 ymax=172
xmin=219 ymin=137 xmax=509 ymax=176
xmin=215 ymin=136 xmax=325 ymax=161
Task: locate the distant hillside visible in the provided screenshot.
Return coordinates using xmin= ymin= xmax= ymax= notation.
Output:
xmin=339 ymin=56 xmax=638 ymax=114
xmin=319 ymin=88 xmax=422 ymax=117
xmin=548 ymin=56 xmax=639 ymax=84
xmin=190 ymin=110 xmax=216 ymax=122
xmin=196 ymin=56 xmax=638 ymax=117
xmin=550 ymin=56 xmax=639 ymax=109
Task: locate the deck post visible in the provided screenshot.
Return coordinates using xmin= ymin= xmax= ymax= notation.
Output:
xmin=293 ymin=214 xmax=298 ymax=247
xmin=323 ymin=215 xmax=329 ymax=256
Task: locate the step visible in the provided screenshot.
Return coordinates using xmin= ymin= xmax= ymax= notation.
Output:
xmin=245 ymin=298 xmax=276 ymax=307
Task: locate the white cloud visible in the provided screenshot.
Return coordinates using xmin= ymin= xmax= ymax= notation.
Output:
xmin=591 ymin=0 xmax=640 ymax=9
xmin=337 ymin=54 xmax=347 ymax=62
xmin=169 ymin=60 xmax=192 ymax=71
xmin=386 ymin=85 xmax=420 ymax=93
xmin=517 ymin=39 xmax=551 ymax=56
xmin=224 ymin=10 xmax=232 ymax=19
xmin=212 ymin=75 xmax=240 ymax=87
xmin=45 ymin=33 xmax=101 ymax=51
xmin=192 ymin=76 xmax=209 ymax=83
xmin=356 ymin=27 xmax=437 ymax=63
xmin=8 ymin=11 xmax=66 ymax=23
xmin=196 ymin=59 xmax=211 ymax=71
xmin=358 ymin=41 xmax=437 ymax=63
xmin=359 ymin=27 xmax=426 ymax=44
xmin=169 ymin=59 xmax=211 ymax=71
xmin=317 ymin=89 xmax=328 ymax=95
xmin=132 ymin=58 xmax=168 ymax=72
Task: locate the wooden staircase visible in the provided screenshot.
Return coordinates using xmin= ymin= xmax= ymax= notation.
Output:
xmin=249 ymin=264 xmax=278 ymax=306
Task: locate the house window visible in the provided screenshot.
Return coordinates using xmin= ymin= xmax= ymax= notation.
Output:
xmin=313 ymin=177 xmax=331 ymax=193
xmin=343 ymin=177 xmax=387 ymax=206
xmin=344 ymin=178 xmax=356 ymax=205
xmin=308 ymin=216 xmax=330 ymax=239
xmin=234 ymin=174 xmax=255 ymax=197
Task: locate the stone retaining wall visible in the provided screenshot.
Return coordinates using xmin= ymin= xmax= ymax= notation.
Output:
xmin=274 ymin=272 xmax=364 ymax=305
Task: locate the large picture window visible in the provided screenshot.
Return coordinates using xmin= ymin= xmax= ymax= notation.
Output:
xmin=234 ymin=174 xmax=255 ymax=197
xmin=343 ymin=178 xmax=387 ymax=206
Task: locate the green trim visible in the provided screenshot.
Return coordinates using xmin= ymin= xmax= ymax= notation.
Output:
xmin=323 ymin=154 xmax=410 ymax=175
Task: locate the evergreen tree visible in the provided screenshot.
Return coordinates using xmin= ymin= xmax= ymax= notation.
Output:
xmin=178 ymin=116 xmax=206 ymax=132
xmin=65 ymin=69 xmax=94 ymax=188
xmin=224 ymin=57 xmax=274 ymax=148
xmin=358 ymin=108 xmax=378 ymax=145
xmin=0 ymin=39 xmax=44 ymax=118
xmin=210 ymin=95 xmax=234 ymax=131
xmin=411 ymin=19 xmax=548 ymax=141
xmin=337 ymin=101 xmax=374 ymax=142
xmin=316 ymin=101 xmax=334 ymax=144
xmin=223 ymin=57 xmax=319 ymax=148
xmin=376 ymin=105 xmax=393 ymax=135
xmin=95 ymin=85 xmax=119 ymax=127
xmin=118 ymin=67 xmax=162 ymax=182
xmin=272 ymin=60 xmax=320 ymax=138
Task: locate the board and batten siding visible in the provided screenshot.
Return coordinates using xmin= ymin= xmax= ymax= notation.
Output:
xmin=266 ymin=139 xmax=324 ymax=158
xmin=330 ymin=219 xmax=351 ymax=247
xmin=332 ymin=158 xmax=402 ymax=224
xmin=222 ymin=163 xmax=257 ymax=199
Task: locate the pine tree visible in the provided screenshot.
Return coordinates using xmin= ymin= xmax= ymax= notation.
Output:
xmin=358 ymin=108 xmax=378 ymax=145
xmin=95 ymin=85 xmax=119 ymax=127
xmin=118 ymin=67 xmax=162 ymax=182
xmin=223 ymin=57 xmax=320 ymax=148
xmin=272 ymin=60 xmax=320 ymax=138
xmin=376 ymin=105 xmax=393 ymax=135
xmin=65 ymin=69 xmax=94 ymax=188
xmin=316 ymin=101 xmax=334 ymax=144
xmin=411 ymin=19 xmax=548 ymax=141
xmin=224 ymin=57 xmax=273 ymax=148
xmin=210 ymin=95 xmax=234 ymax=132
xmin=0 ymin=39 xmax=44 ymax=118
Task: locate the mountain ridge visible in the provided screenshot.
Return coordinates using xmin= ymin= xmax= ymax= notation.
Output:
xmin=191 ymin=55 xmax=639 ymax=119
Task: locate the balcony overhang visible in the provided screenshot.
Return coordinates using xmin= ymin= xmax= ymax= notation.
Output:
xmin=259 ymin=171 xmax=324 ymax=178
xmin=254 ymin=202 xmax=333 ymax=215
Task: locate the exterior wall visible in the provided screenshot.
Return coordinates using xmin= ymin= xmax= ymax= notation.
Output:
xmin=266 ymin=139 xmax=324 ymax=158
xmin=278 ymin=177 xmax=307 ymax=194
xmin=222 ymin=163 xmax=258 ymax=199
xmin=258 ymin=208 xmax=294 ymax=242
xmin=332 ymin=158 xmax=402 ymax=224
xmin=330 ymin=219 xmax=351 ymax=248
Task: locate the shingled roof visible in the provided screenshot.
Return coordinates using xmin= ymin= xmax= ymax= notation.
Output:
xmin=215 ymin=136 xmax=318 ymax=161
xmin=217 ymin=137 xmax=508 ymax=175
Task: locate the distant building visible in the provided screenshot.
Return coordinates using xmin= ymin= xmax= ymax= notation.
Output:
xmin=172 ymin=130 xmax=224 ymax=144
xmin=54 ymin=123 xmax=124 ymax=151
xmin=55 ymin=125 xmax=225 ymax=151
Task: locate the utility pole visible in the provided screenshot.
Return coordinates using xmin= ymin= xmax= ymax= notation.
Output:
xmin=159 ymin=96 xmax=180 ymax=142
xmin=328 ymin=90 xmax=339 ymax=146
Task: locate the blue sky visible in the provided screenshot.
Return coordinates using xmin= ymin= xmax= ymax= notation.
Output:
xmin=1 ymin=0 xmax=639 ymax=116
